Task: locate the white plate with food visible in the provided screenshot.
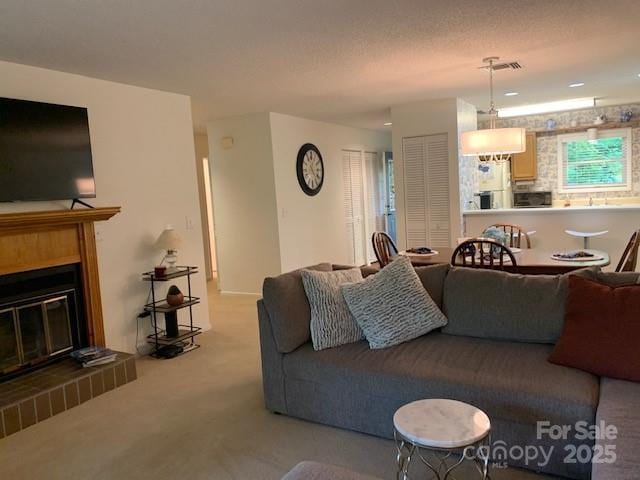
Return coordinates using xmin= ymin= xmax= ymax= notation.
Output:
xmin=550 ymin=251 xmax=605 ymax=262
xmin=403 ymin=248 xmax=439 ymax=257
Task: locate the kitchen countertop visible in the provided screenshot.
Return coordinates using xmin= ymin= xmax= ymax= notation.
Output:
xmin=463 ymin=204 xmax=640 ymax=215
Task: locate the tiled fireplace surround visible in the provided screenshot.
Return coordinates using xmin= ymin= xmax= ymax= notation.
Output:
xmin=0 ymin=207 xmax=135 ymax=439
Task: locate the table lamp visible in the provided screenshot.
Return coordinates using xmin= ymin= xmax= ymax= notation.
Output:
xmin=156 ymin=225 xmax=183 ymax=271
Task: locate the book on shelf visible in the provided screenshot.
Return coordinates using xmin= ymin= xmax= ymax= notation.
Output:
xmin=70 ymin=346 xmax=118 ymax=368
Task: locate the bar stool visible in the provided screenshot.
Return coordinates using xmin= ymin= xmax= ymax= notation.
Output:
xmin=565 ymin=230 xmax=609 ymax=250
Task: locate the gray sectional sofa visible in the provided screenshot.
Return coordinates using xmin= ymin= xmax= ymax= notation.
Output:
xmin=258 ymin=263 xmax=640 ymax=480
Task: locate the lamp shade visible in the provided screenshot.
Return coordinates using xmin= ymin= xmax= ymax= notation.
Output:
xmin=156 ymin=226 xmax=183 ymax=251
xmin=461 ymin=127 xmax=526 ymax=156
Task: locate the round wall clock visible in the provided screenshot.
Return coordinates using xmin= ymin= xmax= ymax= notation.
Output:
xmin=296 ymin=143 xmax=324 ymax=196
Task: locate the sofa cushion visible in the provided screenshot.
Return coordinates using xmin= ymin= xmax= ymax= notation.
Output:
xmin=548 ymin=276 xmax=640 ymax=382
xmin=301 ymin=268 xmax=364 ymax=351
xmin=442 ymin=267 xmax=596 ymax=344
xmin=415 ymin=263 xmax=450 ymax=309
xmin=592 ymin=378 xmax=640 ymax=480
xmin=263 ymin=263 xmax=333 ymax=353
xmin=341 ymin=257 xmax=447 ymax=349
xmin=596 ymin=270 xmax=640 ymax=286
xmin=283 ymin=332 xmax=598 ymax=428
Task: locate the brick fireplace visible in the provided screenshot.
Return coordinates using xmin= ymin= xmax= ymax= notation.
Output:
xmin=0 ymin=207 xmax=136 ymax=438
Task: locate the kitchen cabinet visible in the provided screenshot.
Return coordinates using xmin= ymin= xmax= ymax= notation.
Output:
xmin=511 ymin=132 xmax=537 ymax=181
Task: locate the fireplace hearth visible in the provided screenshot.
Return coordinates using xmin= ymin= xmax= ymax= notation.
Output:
xmin=0 ymin=265 xmax=87 ymax=381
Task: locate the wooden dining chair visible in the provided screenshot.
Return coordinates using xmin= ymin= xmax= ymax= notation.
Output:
xmin=487 ymin=223 xmax=532 ymax=249
xmin=451 ymin=238 xmax=517 ymax=270
xmin=616 ymin=229 xmax=640 ymax=272
xmin=371 ymin=231 xmax=398 ymax=268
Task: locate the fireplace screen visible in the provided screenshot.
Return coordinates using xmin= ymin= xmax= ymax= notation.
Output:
xmin=1 ymin=294 xmax=74 ymax=375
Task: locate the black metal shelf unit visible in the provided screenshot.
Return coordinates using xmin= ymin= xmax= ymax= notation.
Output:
xmin=142 ymin=266 xmax=201 ymax=358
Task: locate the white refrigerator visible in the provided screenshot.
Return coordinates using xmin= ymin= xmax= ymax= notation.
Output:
xmin=478 ymin=161 xmax=512 ymax=209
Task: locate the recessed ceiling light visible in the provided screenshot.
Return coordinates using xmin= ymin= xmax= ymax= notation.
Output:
xmin=383 ymin=122 xmax=392 ymax=126
xmin=569 ymin=82 xmax=585 ymax=88
xmin=504 ymin=91 xmax=519 ymax=97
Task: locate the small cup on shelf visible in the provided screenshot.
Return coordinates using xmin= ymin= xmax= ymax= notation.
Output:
xmin=154 ymin=266 xmax=167 ymax=278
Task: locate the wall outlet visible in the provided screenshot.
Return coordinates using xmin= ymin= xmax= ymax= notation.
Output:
xmin=185 ymin=216 xmax=195 ymax=231
xmin=95 ymin=228 xmax=103 ymax=242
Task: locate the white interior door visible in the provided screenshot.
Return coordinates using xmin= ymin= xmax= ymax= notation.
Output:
xmin=403 ymin=134 xmax=451 ymax=248
xmin=342 ymin=150 xmax=366 ymax=265
xmin=364 ymin=151 xmax=385 ymax=263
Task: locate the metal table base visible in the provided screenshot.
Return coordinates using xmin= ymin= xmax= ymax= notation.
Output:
xmin=394 ymin=429 xmax=491 ymax=480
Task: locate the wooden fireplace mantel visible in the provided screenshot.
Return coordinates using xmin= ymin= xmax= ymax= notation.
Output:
xmin=0 ymin=207 xmax=121 ymax=347
xmin=0 ymin=207 xmax=120 ymax=232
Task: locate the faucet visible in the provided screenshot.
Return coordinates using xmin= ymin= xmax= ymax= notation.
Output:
xmin=588 ymin=195 xmax=593 ymax=207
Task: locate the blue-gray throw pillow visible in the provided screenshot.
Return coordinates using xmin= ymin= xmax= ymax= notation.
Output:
xmin=341 ymin=256 xmax=447 ymax=349
xmin=301 ymin=268 xmax=364 ymax=350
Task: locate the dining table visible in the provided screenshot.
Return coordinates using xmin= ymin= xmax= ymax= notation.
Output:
xmin=403 ymin=247 xmax=610 ymax=275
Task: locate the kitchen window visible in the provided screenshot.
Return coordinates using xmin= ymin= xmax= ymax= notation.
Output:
xmin=557 ymin=128 xmax=632 ymax=193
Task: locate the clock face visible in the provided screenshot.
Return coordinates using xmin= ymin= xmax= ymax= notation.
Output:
xmin=296 ymin=143 xmax=324 ymax=196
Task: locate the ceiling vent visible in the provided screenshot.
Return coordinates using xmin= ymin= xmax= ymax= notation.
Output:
xmin=479 ymin=60 xmax=522 ymax=71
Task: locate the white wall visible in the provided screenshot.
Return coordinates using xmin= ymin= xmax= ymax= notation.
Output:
xmin=0 ymin=60 xmax=211 ymax=353
xmin=269 ymin=113 xmax=391 ymax=272
xmin=391 ymin=98 xmax=468 ymax=249
xmin=207 ymin=113 xmax=282 ymax=294
xmin=207 ymin=112 xmax=391 ymax=293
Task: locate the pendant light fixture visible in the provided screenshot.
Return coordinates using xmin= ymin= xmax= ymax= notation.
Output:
xmin=461 ymin=57 xmax=526 ymax=162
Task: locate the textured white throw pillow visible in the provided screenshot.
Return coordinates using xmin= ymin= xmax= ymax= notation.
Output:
xmin=341 ymin=256 xmax=447 ymax=349
xmin=301 ymin=268 xmax=364 ymax=350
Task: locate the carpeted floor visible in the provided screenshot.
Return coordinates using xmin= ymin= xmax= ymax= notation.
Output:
xmin=0 ymin=280 xmax=557 ymax=480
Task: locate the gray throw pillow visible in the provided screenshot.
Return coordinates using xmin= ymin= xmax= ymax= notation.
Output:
xmin=341 ymin=256 xmax=448 ymax=349
xmin=301 ymin=268 xmax=364 ymax=350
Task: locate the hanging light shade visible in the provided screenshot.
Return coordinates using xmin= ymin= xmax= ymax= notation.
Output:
xmin=461 ymin=57 xmax=526 ymax=159
xmin=461 ymin=127 xmax=526 ymax=156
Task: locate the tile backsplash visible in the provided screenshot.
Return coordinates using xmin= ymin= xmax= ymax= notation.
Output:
xmin=480 ymin=103 xmax=640 ymax=200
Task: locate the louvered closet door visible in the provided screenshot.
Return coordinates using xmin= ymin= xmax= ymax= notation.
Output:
xmin=402 ymin=134 xmax=451 ymax=249
xmin=364 ymin=151 xmax=384 ymax=263
xmin=403 ymin=137 xmax=428 ymax=247
xmin=342 ymin=150 xmax=366 ymax=265
xmin=426 ymin=135 xmax=451 ymax=246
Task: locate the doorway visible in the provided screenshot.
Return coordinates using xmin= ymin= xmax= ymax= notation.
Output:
xmin=202 ymin=157 xmax=217 ymax=274
xmin=342 ymin=149 xmax=394 ymax=265
xmin=383 ymin=151 xmax=397 ymax=244
xmin=194 ymin=133 xmax=218 ymax=281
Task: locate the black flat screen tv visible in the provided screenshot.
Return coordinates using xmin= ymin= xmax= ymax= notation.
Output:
xmin=0 ymin=97 xmax=95 ymax=202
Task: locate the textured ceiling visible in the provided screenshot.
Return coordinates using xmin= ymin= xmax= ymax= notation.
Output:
xmin=1 ymin=0 xmax=639 ymax=132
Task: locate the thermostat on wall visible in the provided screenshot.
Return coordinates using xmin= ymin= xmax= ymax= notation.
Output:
xmin=221 ymin=136 xmax=234 ymax=150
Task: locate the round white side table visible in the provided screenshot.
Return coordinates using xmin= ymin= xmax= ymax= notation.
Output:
xmin=393 ymin=399 xmax=491 ymax=480
xmin=565 ymin=230 xmax=609 ymax=250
